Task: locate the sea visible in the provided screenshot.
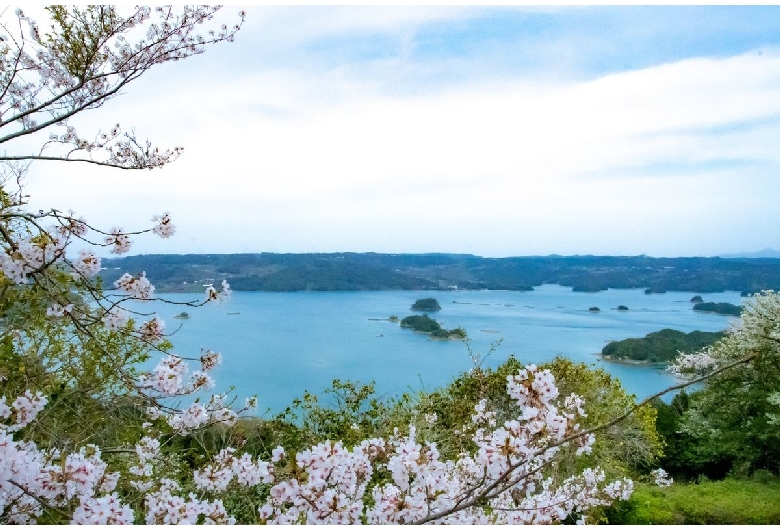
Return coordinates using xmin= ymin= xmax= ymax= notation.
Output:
xmin=132 ymin=284 xmax=744 ymax=416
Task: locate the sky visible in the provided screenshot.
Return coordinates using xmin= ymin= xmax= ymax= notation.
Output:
xmin=19 ymin=5 xmax=780 ymax=258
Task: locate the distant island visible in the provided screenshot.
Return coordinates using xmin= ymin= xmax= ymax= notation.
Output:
xmin=601 ymin=328 xmax=725 ymax=364
xmin=411 ymin=298 xmax=441 ymax=311
xmin=173 ymin=311 xmax=190 ymax=319
xmin=399 ymin=315 xmax=467 ymax=340
xmin=693 ymin=302 xmax=742 ymax=316
xmin=98 ymin=253 xmax=780 ymax=294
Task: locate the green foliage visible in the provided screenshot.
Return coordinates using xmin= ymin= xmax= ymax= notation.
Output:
xmin=675 ymin=292 xmax=780 ymax=475
xmin=399 ymin=315 xmax=465 ymax=339
xmin=269 ymin=380 xmax=410 ymax=453
xmin=0 ymin=267 xmax=161 ymax=450
xmin=606 ymin=477 xmax=780 ymax=524
xmin=693 ymin=301 xmax=742 ymax=315
xmin=410 ymin=297 xmax=441 ymax=311
xmin=602 ymin=328 xmax=725 ymax=363
xmin=542 ymin=357 xmax=662 ymax=475
xmin=447 ymin=326 xmax=467 ymax=339
xmin=389 ymin=356 xmax=661 ymax=473
xmin=254 ymin=355 xmax=661 ymax=489
xmin=400 ymin=314 xmax=441 ymax=333
xmin=44 ymin=6 xmax=117 ymax=80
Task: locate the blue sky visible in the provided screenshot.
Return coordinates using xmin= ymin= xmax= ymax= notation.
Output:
xmin=23 ymin=5 xmax=780 ymax=257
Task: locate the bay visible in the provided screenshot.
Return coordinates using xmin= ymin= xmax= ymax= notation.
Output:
xmin=136 ymin=284 xmax=744 ymax=415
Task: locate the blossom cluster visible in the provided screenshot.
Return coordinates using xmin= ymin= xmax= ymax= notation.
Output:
xmin=1 ymin=362 xmax=639 ymax=524
xmin=251 ymin=365 xmax=633 ymax=525
xmin=114 ymin=271 xmax=155 ymax=299
xmin=4 ymin=7 xmax=244 ymax=170
xmin=0 ymin=238 xmax=66 ymax=284
xmin=671 ymin=290 xmax=780 ymax=382
xmin=1 ymin=392 xmax=134 ymax=524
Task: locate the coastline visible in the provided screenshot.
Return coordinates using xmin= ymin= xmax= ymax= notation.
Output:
xmin=595 ymin=353 xmax=668 ymax=368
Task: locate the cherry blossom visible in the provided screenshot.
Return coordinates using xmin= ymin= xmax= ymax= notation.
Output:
xmin=105 ymin=228 xmax=132 ymax=254
xmin=151 ymin=212 xmax=175 ymax=238
xmin=114 ymin=271 xmax=155 ymax=299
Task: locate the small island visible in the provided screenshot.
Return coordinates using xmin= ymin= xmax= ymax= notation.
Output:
xmin=617 ymin=305 xmax=629 ymax=311
xmin=399 ymin=315 xmax=466 ymax=339
xmin=173 ymin=311 xmax=190 ymax=319
xmin=411 ymin=298 xmax=441 ymax=311
xmin=693 ymin=302 xmax=742 ymax=316
xmin=601 ymin=328 xmax=725 ymax=364
xmin=690 ymin=295 xmax=703 ymax=303
xmin=588 ymin=306 xmax=600 ymax=312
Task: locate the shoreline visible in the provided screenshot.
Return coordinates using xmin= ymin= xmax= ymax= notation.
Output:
xmin=595 ymin=353 xmax=668 ymax=368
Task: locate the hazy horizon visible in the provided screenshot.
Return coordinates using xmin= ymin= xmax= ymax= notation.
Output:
xmin=99 ymin=248 xmax=780 ymax=260
xmin=19 ymin=6 xmax=780 ymax=258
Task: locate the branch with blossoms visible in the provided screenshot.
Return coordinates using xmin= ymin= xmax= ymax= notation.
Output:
xmin=0 ymin=6 xmax=245 ymax=170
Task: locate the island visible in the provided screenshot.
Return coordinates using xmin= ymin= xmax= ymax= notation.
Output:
xmin=693 ymin=302 xmax=742 ymax=316
xmin=588 ymin=306 xmax=600 ymax=312
xmin=617 ymin=305 xmax=629 ymax=311
xmin=399 ymin=315 xmax=466 ymax=339
xmin=411 ymin=298 xmax=441 ymax=311
xmin=601 ymin=328 xmax=725 ymax=364
xmin=173 ymin=312 xmax=190 ymax=319
xmin=690 ymin=295 xmax=703 ymax=303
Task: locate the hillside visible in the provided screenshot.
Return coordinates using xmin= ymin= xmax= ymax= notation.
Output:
xmin=99 ymin=253 xmax=780 ymax=294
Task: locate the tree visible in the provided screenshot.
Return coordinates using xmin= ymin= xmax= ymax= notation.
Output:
xmin=671 ymin=291 xmax=780 ymax=475
xmin=0 ymin=6 xmax=244 ymax=523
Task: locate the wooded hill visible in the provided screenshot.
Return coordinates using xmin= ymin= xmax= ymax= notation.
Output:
xmin=99 ymin=253 xmax=780 ymax=294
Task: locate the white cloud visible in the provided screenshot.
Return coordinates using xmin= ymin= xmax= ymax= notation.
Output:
xmin=21 ymin=18 xmax=780 ymax=257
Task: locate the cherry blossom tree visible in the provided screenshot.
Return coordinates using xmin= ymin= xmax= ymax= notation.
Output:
xmin=670 ymin=290 xmax=780 ymax=474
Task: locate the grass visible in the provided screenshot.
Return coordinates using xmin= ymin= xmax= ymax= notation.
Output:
xmin=605 ymin=476 xmax=780 ymax=524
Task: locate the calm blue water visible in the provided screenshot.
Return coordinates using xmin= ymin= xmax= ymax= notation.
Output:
xmin=136 ymin=285 xmax=743 ymax=415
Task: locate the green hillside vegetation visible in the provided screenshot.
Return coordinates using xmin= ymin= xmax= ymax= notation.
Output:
xmin=411 ymin=298 xmax=441 ymax=311
xmin=693 ymin=301 xmax=742 ymax=316
xmin=399 ymin=315 xmax=466 ymax=339
xmin=601 ymin=329 xmax=725 ymax=363
xmin=99 ymin=253 xmax=780 ymax=293
xmin=606 ymin=478 xmax=780 ymax=524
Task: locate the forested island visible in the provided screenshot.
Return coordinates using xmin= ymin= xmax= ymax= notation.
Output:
xmin=601 ymin=329 xmax=726 ymax=364
xmin=411 ymin=298 xmax=441 ymax=311
xmin=100 ymin=253 xmax=780 ymax=294
xmin=399 ymin=315 xmax=467 ymax=339
xmin=693 ymin=301 xmax=742 ymax=316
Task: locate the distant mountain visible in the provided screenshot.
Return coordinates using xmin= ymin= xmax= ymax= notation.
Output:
xmin=719 ymin=248 xmax=780 ymax=259
xmin=100 ymin=253 xmax=780 ymax=295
